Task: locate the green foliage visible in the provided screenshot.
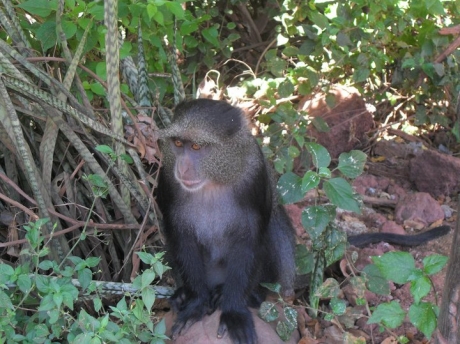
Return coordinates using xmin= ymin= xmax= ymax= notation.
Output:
xmin=258 ymin=283 xmax=298 ymax=341
xmin=281 ymin=147 xmax=365 ymax=316
xmin=0 ymin=219 xmax=169 ymax=343
xmin=365 ymin=252 xmax=448 ymax=339
xmin=3 ymin=0 xmax=459 ymax=341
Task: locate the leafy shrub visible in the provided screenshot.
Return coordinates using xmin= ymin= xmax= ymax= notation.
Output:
xmin=0 ymin=218 xmax=169 ymax=343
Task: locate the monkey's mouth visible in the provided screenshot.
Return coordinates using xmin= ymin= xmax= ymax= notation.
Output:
xmin=180 ymin=179 xmax=204 ymax=190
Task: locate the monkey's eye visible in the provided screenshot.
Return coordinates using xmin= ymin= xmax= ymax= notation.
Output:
xmin=174 ymin=140 xmax=183 ymax=147
xmin=191 ymin=143 xmax=201 ymax=150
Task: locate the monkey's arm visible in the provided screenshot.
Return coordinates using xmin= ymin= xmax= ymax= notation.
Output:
xmin=348 ymin=225 xmax=450 ymax=247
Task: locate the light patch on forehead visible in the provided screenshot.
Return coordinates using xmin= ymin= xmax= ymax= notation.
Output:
xmin=160 ymin=122 xmax=221 ymax=144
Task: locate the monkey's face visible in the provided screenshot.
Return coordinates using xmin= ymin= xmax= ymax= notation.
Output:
xmin=169 ymin=138 xmax=213 ymax=192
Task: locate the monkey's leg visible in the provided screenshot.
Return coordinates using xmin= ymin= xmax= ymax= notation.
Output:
xmin=169 ymin=238 xmax=210 ymax=338
xmin=217 ymin=240 xmax=258 ymax=344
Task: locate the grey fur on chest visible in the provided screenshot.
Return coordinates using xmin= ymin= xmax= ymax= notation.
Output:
xmin=177 ymin=186 xmax=239 ymax=247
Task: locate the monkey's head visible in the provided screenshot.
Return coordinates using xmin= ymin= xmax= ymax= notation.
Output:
xmin=160 ymin=99 xmax=255 ymax=192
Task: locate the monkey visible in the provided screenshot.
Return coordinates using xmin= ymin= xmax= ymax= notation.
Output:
xmin=156 ymin=99 xmax=451 ymax=343
xmin=156 ymin=99 xmax=296 ymax=344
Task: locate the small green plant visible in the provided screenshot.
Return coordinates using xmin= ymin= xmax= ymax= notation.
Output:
xmin=0 ymin=218 xmax=169 ymax=343
xmin=258 ymin=283 xmax=298 ymax=341
xmin=363 ymin=252 xmax=448 ymax=340
xmin=277 ymin=143 xmax=367 ymax=315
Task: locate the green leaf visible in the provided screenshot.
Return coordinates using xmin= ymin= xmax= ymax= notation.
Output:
xmin=295 ymin=244 xmax=314 ymax=275
xmin=17 ymin=0 xmax=57 ymax=17
xmin=137 ymin=251 xmax=154 ymax=265
xmin=337 ymin=150 xmax=367 ymax=178
xmin=62 ymin=290 xmax=75 ymax=310
xmin=141 ymin=269 xmax=157 ymax=288
xmin=49 ymin=309 xmax=60 ymax=324
xmin=410 ymin=275 xmax=431 ymax=304
xmin=90 ymin=82 xmax=106 ymax=96
xmin=0 ymin=290 xmax=13 ymax=310
xmin=17 ymin=274 xmax=32 ymax=293
xmin=93 ymin=297 xmax=102 ymax=312
xmin=337 ymin=32 xmax=352 ymax=47
xmin=120 ymin=153 xmax=134 ymax=164
xmin=146 ymin=3 xmax=156 ymax=18
xmin=153 ymin=10 xmax=164 ymax=26
xmin=309 ymin=11 xmax=328 ymax=29
xmin=78 ymin=268 xmax=92 ymax=291
xmin=423 ymin=254 xmax=448 ymax=275
xmin=38 ymin=260 xmax=55 ymax=271
xmin=153 ymin=260 xmax=167 ymax=279
xmin=165 ymin=1 xmax=185 ymax=19
xmin=368 ymin=301 xmax=405 ymax=328
xmin=353 ymin=68 xmax=370 ymax=83
xmin=288 ymin=145 xmax=300 ymax=158
xmin=314 ymin=278 xmax=340 ymax=299
xmin=53 ymin=292 xmax=63 ymax=309
xmin=276 ymin=320 xmax=293 ymax=341
xmin=85 ymin=257 xmax=101 ymax=268
xmin=372 ymin=251 xmax=416 ymax=284
xmin=425 ymin=0 xmax=445 ymax=15
xmin=323 ymin=178 xmax=361 ymax=213
xmin=277 ymin=172 xmax=303 ymax=204
xmin=61 ymin=20 xmax=77 ymax=39
xmin=258 ymin=301 xmax=279 ymax=322
xmin=180 ymin=21 xmax=198 ymax=35
xmin=0 ymin=264 xmax=15 ymax=278
xmin=141 ymin=286 xmax=156 ymax=311
xmin=155 ymin=318 xmax=167 ymax=336
xmin=36 ymin=21 xmax=57 ymax=51
xmin=278 ymin=79 xmax=295 ymax=98
xmin=415 ymin=105 xmax=428 ymax=125
xmin=271 ymin=308 xmax=297 ymax=340
xmin=35 ymin=275 xmax=50 ymax=293
xmin=349 ymin=276 xmax=367 ymax=299
xmin=301 ymin=171 xmax=320 ymax=193
xmin=202 ymin=27 xmax=220 ymax=47
xmin=330 ymin=297 xmax=346 ymax=315
xmin=408 ymin=302 xmax=437 ymax=338
xmin=363 ymin=264 xmax=390 ymax=295
xmin=86 ymin=174 xmax=107 ymax=188
xmin=284 ymin=306 xmax=298 ymax=329
xmin=299 ymin=39 xmax=316 ymax=56
xmin=317 ymin=167 xmax=331 ymax=178
xmin=311 ymin=117 xmax=330 ymax=133
xmin=305 ymin=142 xmax=331 ymax=168
xmin=95 ymin=145 xmax=114 ymax=155
xmin=301 ymin=205 xmax=334 ymax=240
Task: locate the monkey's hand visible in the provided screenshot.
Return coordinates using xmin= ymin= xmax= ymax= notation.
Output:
xmin=171 ymin=292 xmax=209 ymax=339
xmin=217 ymin=309 xmax=257 ymax=344
xmin=169 ymin=287 xmax=188 ymax=312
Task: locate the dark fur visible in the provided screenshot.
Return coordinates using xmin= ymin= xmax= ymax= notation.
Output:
xmin=348 ymin=225 xmax=450 ymax=247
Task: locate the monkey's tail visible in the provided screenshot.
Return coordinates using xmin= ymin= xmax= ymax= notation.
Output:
xmin=347 ymin=225 xmax=450 ymax=247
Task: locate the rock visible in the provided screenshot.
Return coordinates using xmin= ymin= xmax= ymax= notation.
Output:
xmin=381 ymin=221 xmax=406 ymax=235
xmin=394 ymin=192 xmax=444 ymax=227
xmin=298 ymin=85 xmax=373 ymax=158
xmin=285 ymin=204 xmax=304 ymax=237
xmin=410 ymin=149 xmax=460 ymax=197
xmin=164 ymin=309 xmax=299 ymax=344
xmin=386 ymin=182 xmax=407 ymax=202
xmin=353 ymin=174 xmax=390 ymax=196
xmin=441 ymin=204 xmax=454 ymax=218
